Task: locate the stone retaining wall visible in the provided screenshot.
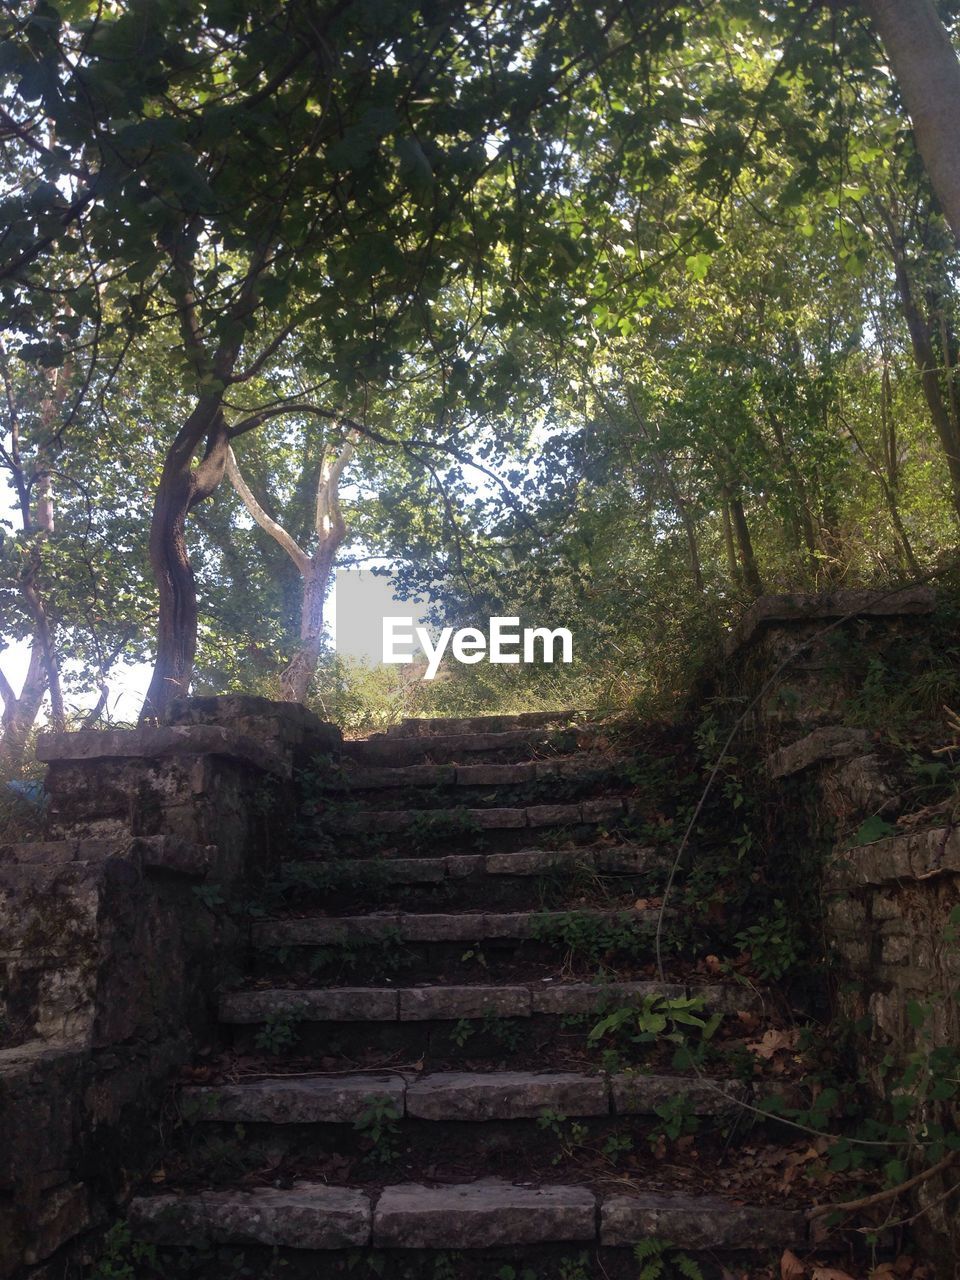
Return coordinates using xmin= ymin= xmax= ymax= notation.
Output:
xmin=0 ymin=700 xmax=340 ymax=1278
xmin=723 ymin=587 xmax=959 ymax=1267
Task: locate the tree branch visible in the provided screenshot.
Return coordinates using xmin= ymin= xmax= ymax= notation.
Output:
xmin=808 ymin=1150 xmax=958 ymax=1220
xmin=225 ymin=445 xmax=310 ymax=572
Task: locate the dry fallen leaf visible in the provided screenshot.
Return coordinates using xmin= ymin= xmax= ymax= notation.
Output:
xmin=781 ymin=1249 xmax=806 ymax=1280
xmin=748 ymin=1028 xmax=799 ymax=1060
xmin=812 ymin=1267 xmax=856 ymax=1280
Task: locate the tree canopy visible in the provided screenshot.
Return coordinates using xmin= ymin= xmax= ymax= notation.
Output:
xmin=4 ymin=0 xmax=960 ymax=750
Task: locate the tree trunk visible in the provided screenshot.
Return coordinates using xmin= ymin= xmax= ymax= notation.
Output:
xmin=227 ymin=433 xmax=355 ymax=705
xmin=720 ymin=497 xmax=740 ymax=584
xmin=279 ymin=561 xmax=331 ymax=702
xmin=0 ymin=643 xmax=47 ymax=769
xmin=865 ymin=0 xmax=960 ymax=244
xmin=729 ymin=492 xmax=764 ymax=597
xmin=140 ymin=401 xmax=230 ymax=723
xmin=891 ymin=250 xmax=960 ymax=520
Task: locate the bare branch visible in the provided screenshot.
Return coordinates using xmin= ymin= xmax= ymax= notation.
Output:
xmin=225 ymin=445 xmax=310 ymax=572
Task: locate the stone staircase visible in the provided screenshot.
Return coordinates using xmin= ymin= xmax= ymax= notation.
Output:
xmin=125 ymin=711 xmax=817 ymax=1276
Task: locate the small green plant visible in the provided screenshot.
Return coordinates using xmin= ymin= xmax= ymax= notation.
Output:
xmin=483 ymin=1012 xmax=523 ymax=1051
xmin=88 ymin=1222 xmax=159 ymax=1280
xmin=649 ymin=1095 xmax=700 ymax=1150
xmin=253 ymin=1005 xmax=304 ymax=1055
xmin=431 ymin=1251 xmax=460 ymax=1280
xmin=588 ymin=994 xmax=721 ymax=1053
xmin=496 ymin=1266 xmax=538 ymax=1280
xmin=536 ymin=1109 xmax=589 ymax=1164
xmin=734 ymin=900 xmax=801 ymax=979
xmin=354 ymin=1094 xmax=402 ymax=1165
xmin=193 ymin=882 xmax=226 ymax=911
xmin=407 ymin=806 xmax=481 ymax=852
xmin=558 ymin=1255 xmax=592 ymax=1280
xmin=602 ymin=1131 xmax=634 ymax=1164
xmin=633 ymin=1238 xmax=703 ymax=1280
xmin=530 ymin=909 xmax=650 ymax=971
xmin=449 ymin=1017 xmax=476 ymax=1048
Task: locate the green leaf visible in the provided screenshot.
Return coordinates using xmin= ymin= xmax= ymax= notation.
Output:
xmin=684 ymin=252 xmax=711 ymax=281
xmin=853 ymin=816 xmax=896 ymax=846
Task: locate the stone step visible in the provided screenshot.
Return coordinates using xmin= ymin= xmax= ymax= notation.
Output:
xmin=279 ymin=844 xmax=663 ymax=888
xmin=340 ymin=727 xmax=586 ymax=768
xmin=252 ymin=906 xmax=657 ymax=949
xmin=319 ymin=797 xmax=630 ymax=836
xmin=183 ymin=1069 xmax=747 ymax=1124
xmin=316 ymin=753 xmax=619 ymax=792
xmin=220 ymin=980 xmax=746 ymax=1025
xmin=384 ymin=710 xmax=592 ymax=738
xmin=129 ymin=1180 xmax=807 ymax=1251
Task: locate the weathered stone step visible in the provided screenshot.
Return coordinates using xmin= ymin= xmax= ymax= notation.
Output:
xmin=252 ymin=907 xmax=657 ymax=948
xmin=319 ymin=797 xmax=630 ymax=836
xmin=316 ymin=753 xmax=619 ymax=792
xmin=341 ymin=727 xmax=586 ymax=767
xmin=129 ymin=1180 xmax=807 ymax=1251
xmin=384 ymin=710 xmax=592 ymax=738
xmin=280 ymin=843 xmax=663 ymax=887
xmin=220 ymin=980 xmax=746 ymax=1025
xmin=183 ymin=1069 xmax=747 ymax=1124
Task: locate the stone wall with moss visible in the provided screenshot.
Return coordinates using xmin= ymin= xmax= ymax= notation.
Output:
xmin=723 ymin=587 xmax=959 ymax=1266
xmin=0 ymin=699 xmax=340 ymax=1278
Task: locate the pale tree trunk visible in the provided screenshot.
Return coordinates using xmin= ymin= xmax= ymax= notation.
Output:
xmin=865 ymin=0 xmax=960 ymax=244
xmin=0 ymin=644 xmax=47 ymax=769
xmin=226 ymin=434 xmax=355 ymax=703
xmin=0 ymin=357 xmax=67 ymax=764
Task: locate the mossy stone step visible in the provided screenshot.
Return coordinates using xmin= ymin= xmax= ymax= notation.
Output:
xmin=315 ymin=753 xmax=621 ymax=791
xmin=341 ymin=728 xmax=586 ymax=767
xmin=320 ymin=798 xmax=629 ymax=835
xmin=252 ymin=907 xmax=658 ymax=948
xmin=278 ymin=844 xmax=664 ymax=886
xmin=182 ymin=1069 xmax=747 ymax=1124
xmin=128 ymin=1180 xmax=808 ymax=1252
xmin=219 ymin=980 xmax=747 ymax=1025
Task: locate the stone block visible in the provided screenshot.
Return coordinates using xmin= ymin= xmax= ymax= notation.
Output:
xmin=399 ymin=913 xmax=484 ymax=942
xmin=611 ymin=1073 xmax=747 ymax=1115
xmin=532 ymin=982 xmax=683 ymax=1015
xmin=580 ymin=798 xmax=625 ymax=823
xmin=601 ymin=1192 xmax=807 ymax=1248
xmin=482 ymin=912 xmax=537 ymax=939
xmin=724 ymin=587 xmax=935 ymax=655
xmin=37 ymin=724 xmax=289 ymax=779
xmin=220 ymin=988 xmax=399 ymax=1023
xmin=485 ymin=849 xmax=588 ymax=876
xmin=470 ymin=807 xmax=526 ymax=829
xmin=373 ymin=1180 xmax=596 ymax=1248
xmin=444 ymin=855 xmax=485 ymax=878
xmin=130 ymin=1183 xmax=371 ymax=1249
xmin=183 ymin=1074 xmax=405 ymax=1124
xmin=252 ymin=915 xmax=400 ymax=947
xmin=455 ymin=762 xmax=537 ymax=786
xmin=399 ymin=986 xmax=530 ymax=1021
xmin=525 ymin=804 xmax=581 ymax=827
xmin=405 ymin=1071 xmax=608 ymax=1120
xmin=767 ymin=727 xmax=871 ymax=779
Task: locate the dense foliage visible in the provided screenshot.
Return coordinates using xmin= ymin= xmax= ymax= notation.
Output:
xmin=3 ymin=0 xmax=960 ymax=743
